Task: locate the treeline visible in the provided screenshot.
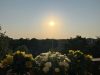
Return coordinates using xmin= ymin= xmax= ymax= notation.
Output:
xmin=0 ymin=26 xmax=100 ymax=58
xmin=9 ymin=36 xmax=100 ymax=57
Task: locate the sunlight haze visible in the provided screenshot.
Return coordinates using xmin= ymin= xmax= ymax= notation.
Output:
xmin=0 ymin=0 xmax=100 ymax=39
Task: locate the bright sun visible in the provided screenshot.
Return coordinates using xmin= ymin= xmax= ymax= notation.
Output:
xmin=49 ymin=21 xmax=55 ymax=26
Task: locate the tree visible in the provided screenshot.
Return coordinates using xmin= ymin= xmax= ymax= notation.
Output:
xmin=65 ymin=36 xmax=88 ymax=52
xmin=0 ymin=26 xmax=10 ymax=59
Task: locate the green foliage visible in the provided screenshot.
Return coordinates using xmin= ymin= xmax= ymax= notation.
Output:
xmin=0 ymin=26 xmax=10 ymax=59
xmin=0 ymin=50 xmax=34 ymax=75
xmin=67 ymin=50 xmax=93 ymax=75
xmin=0 ymin=49 xmax=93 ymax=75
xmin=35 ymin=51 xmax=70 ymax=75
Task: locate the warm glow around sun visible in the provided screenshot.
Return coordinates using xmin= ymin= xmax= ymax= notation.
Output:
xmin=41 ymin=15 xmax=63 ymax=38
xmin=49 ymin=21 xmax=55 ymax=26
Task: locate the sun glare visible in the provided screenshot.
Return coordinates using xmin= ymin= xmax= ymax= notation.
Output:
xmin=49 ymin=21 xmax=55 ymax=26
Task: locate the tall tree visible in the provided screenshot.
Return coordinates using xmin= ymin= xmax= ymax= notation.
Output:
xmin=0 ymin=26 xmax=9 ymax=59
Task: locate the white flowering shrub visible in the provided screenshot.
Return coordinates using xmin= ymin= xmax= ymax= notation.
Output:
xmin=0 ymin=50 xmax=93 ymax=75
xmin=35 ymin=51 xmax=70 ymax=75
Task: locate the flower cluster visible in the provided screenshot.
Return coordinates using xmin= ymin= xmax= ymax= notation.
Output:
xmin=0 ymin=50 xmax=93 ymax=75
xmin=85 ymin=54 xmax=93 ymax=60
xmin=0 ymin=54 xmax=13 ymax=68
xmin=67 ymin=50 xmax=93 ymax=75
xmin=0 ymin=50 xmax=34 ymax=75
xmin=13 ymin=50 xmax=34 ymax=69
xmin=68 ymin=50 xmax=93 ymax=61
xmin=35 ymin=51 xmax=70 ymax=74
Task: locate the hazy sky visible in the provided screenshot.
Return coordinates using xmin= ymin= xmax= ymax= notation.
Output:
xmin=0 ymin=0 xmax=100 ymax=39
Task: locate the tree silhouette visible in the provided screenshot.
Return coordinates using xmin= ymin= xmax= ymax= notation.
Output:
xmin=0 ymin=26 xmax=10 ymax=59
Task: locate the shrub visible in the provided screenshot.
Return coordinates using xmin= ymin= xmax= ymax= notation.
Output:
xmin=35 ymin=51 xmax=70 ymax=75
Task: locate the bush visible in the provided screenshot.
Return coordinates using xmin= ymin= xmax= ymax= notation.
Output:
xmin=0 ymin=50 xmax=34 ymax=75
xmin=35 ymin=51 xmax=70 ymax=75
xmin=67 ymin=50 xmax=93 ymax=75
xmin=0 ymin=50 xmax=93 ymax=75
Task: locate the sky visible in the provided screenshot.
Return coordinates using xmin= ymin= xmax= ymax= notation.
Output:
xmin=0 ymin=0 xmax=100 ymax=39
